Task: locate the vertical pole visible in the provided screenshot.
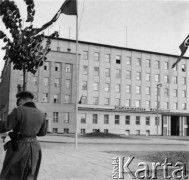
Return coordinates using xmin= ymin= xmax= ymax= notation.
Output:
xmin=23 ymin=65 xmax=26 ymax=91
xmin=75 ymin=6 xmax=79 ymax=149
xmin=156 ymin=83 xmax=162 ymax=136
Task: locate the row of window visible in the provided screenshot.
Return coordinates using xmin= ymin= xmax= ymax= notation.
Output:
xmin=43 ymin=62 xmax=72 ymax=72
xmin=52 ymin=128 xmax=151 ymax=135
xmin=82 ymin=51 xmax=186 ymax=71
xmin=34 ymin=93 xmax=71 ymax=104
xmin=82 ymin=66 xmax=187 ymax=84
xmin=82 ymin=81 xmax=187 ymax=97
xmin=30 ymin=77 xmax=71 ymax=88
xmin=80 ymin=114 xmax=160 ymax=125
xmin=79 ymin=95 xmax=186 ymax=110
xmin=50 ymin=112 xmax=69 ymax=123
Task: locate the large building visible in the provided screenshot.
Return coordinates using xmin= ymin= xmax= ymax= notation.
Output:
xmin=0 ymin=37 xmax=189 ymax=136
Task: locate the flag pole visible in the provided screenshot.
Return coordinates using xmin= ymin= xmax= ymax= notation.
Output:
xmin=75 ymin=2 xmax=79 ymax=150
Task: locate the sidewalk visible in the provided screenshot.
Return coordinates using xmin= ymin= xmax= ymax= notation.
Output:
xmin=0 ymin=135 xmax=188 ymax=180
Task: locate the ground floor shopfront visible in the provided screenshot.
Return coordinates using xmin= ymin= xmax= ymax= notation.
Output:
xmin=40 ymin=107 xmax=189 ymax=136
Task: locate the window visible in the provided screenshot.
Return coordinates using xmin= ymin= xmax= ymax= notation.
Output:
xmin=105 ymin=68 xmax=110 ymax=77
xmin=146 ymin=73 xmax=150 ymax=81
xmin=173 ymin=89 xmax=177 ymax=97
xmin=82 ymin=65 xmax=88 ymax=75
xmin=93 ymin=82 xmax=99 ymax=91
xmin=94 ymin=52 xmax=100 ymax=61
xmin=165 ymin=102 xmax=169 ymax=109
xmin=93 ymin=114 xmax=98 ymax=124
xmin=146 ymin=101 xmax=150 ymax=108
xmin=104 ymin=98 xmax=109 ymax=105
xmin=136 ymin=72 xmax=141 ymax=80
xmin=182 ymin=77 xmax=186 ymax=85
xmin=93 ymin=97 xmax=98 ymax=105
xmin=81 ymin=129 xmax=85 ymax=134
xmin=155 ymin=60 xmax=160 ymax=69
xmin=42 ymin=93 xmax=48 ymax=102
xmin=126 ymin=71 xmax=131 ymax=79
xmin=165 ymin=88 xmax=169 ymax=97
xmin=65 ymin=79 xmax=71 ymax=89
xmin=64 ymin=113 xmax=69 ymax=123
xmin=136 ymin=116 xmax=140 ymax=125
xmin=136 ymin=100 xmax=141 ymax=107
xmin=116 ymin=55 xmax=121 ymax=64
xmin=136 ymin=58 xmax=141 ymax=66
xmin=146 ymin=116 xmax=150 ymax=125
xmin=173 ymin=64 xmax=177 ymax=71
xmin=82 ymin=81 xmax=87 ymax=90
xmin=115 ymin=115 xmax=120 ymax=124
xmin=155 ymin=74 xmax=160 ymax=82
xmin=146 ymin=87 xmax=150 ymax=95
xmin=81 ymin=113 xmax=86 ymax=123
xmin=104 ymin=83 xmax=110 ymax=92
xmin=173 ymin=77 xmax=177 ymax=84
xmin=182 ymin=90 xmax=186 ymax=98
xmin=83 ymin=51 xmax=88 ymax=60
xmin=43 ymin=77 xmax=49 ymax=86
xmin=105 ymin=54 xmax=110 ymax=63
xmin=116 ymin=69 xmax=121 ymax=78
xmin=115 ymin=84 xmax=120 ymax=93
xmin=53 ymin=128 xmax=58 ymax=133
xmin=164 ymin=62 xmax=169 ymax=70
xmin=53 ymin=112 xmax=58 ymax=122
xmin=115 ymin=98 xmax=120 ymax=106
xmin=173 ymin=102 xmax=177 ymax=110
xmin=104 ymin=129 xmax=109 ymax=133
xmin=146 ymin=59 xmax=150 ymax=68
xmin=182 ymin=64 xmax=186 ymax=72
xmin=55 ymin=62 xmax=61 ymax=71
xmin=155 ymin=117 xmax=159 ymax=125
xmin=64 ymin=95 xmax=71 ymax=103
xmin=65 ymin=64 xmax=71 ymax=73
xmin=44 ymin=61 xmax=50 ymax=70
xmin=126 ymin=99 xmax=130 ymax=107
xmin=136 ymin=86 xmax=141 ymax=94
xmin=126 ymin=57 xmax=131 ymax=65
xmin=32 ymin=76 xmax=38 ymax=86
xmin=94 ymin=67 xmax=99 ymax=76
xmin=126 ymin=85 xmax=131 ymax=93
xmin=54 ymin=94 xmax=60 ymax=103
xmin=104 ymin=115 xmax=109 ymax=124
xmin=125 ymin=116 xmax=130 ymax=125
xmin=182 ymin=103 xmax=186 ymax=110
xmin=164 ymin=75 xmax=169 ymax=83
xmin=20 ymin=75 xmax=23 ymax=85
xmin=54 ymin=78 xmax=60 ymax=87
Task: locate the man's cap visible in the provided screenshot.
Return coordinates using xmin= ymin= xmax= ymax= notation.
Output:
xmin=16 ymin=91 xmax=34 ymax=99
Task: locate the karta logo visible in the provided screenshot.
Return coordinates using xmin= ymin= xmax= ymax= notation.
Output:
xmin=112 ymin=157 xmax=188 ymax=179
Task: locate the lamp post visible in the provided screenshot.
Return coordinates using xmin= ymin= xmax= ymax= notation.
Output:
xmin=156 ymin=83 xmax=162 ymax=136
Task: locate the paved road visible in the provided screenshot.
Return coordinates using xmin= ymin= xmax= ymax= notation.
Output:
xmin=0 ymin=135 xmax=188 ymax=180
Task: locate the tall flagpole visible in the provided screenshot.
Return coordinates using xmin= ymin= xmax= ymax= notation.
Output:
xmin=75 ymin=0 xmax=79 ymax=150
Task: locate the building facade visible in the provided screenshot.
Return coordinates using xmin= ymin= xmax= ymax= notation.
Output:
xmin=0 ymin=38 xmax=189 ymax=136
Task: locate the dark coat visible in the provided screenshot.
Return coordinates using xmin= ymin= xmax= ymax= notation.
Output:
xmin=0 ymin=102 xmax=47 ymax=180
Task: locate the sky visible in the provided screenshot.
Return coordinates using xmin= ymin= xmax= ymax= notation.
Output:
xmin=1 ymin=0 xmax=189 ymax=73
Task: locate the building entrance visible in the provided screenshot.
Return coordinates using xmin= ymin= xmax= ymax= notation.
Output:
xmin=171 ymin=116 xmax=179 ymax=136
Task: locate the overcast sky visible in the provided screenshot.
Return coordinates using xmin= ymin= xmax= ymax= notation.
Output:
xmin=1 ymin=0 xmax=189 ymax=73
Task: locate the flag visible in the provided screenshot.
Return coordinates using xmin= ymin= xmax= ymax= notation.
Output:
xmin=32 ymin=0 xmax=77 ymax=35
xmin=172 ymin=35 xmax=189 ymax=68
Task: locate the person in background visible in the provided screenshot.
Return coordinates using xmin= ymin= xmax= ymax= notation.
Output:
xmin=0 ymin=91 xmax=47 ymax=180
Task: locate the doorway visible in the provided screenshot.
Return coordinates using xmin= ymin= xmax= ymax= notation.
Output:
xmin=171 ymin=116 xmax=179 ymax=136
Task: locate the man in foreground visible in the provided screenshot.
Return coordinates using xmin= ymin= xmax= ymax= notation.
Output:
xmin=0 ymin=91 xmax=47 ymax=180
